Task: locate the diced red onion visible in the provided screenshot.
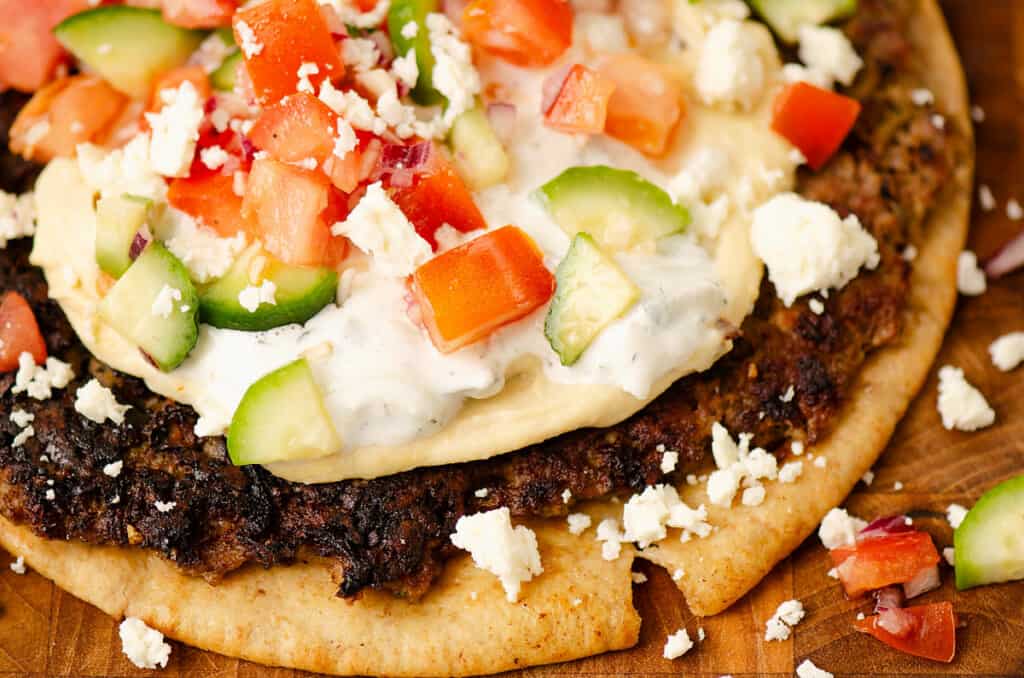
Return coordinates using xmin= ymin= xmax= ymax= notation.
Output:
xmin=376 ymin=142 xmax=433 ymax=187
xmin=873 ymin=586 xmax=905 ymax=613
xmin=903 ymin=565 xmax=941 ymax=600
xmin=359 ymin=139 xmax=383 ymax=183
xmin=129 ymin=226 xmax=152 ymax=261
xmin=876 ymin=607 xmax=918 ymax=638
xmin=204 ymin=96 xmax=218 ymax=115
xmin=241 ymin=137 xmax=258 ymax=163
xmin=541 ymin=63 xmax=573 ymax=114
xmin=858 ymin=515 xmax=915 ymax=541
xmin=486 ymin=102 xmax=517 ymax=143
xmin=985 ymin=228 xmax=1024 ymax=278
xmin=368 ymin=30 xmax=395 ymax=66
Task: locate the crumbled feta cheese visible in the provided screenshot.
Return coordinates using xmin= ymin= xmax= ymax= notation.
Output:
xmin=191 ymin=32 xmax=235 ymax=73
xmin=44 ymin=488 xmax=55 ymax=501
xmin=450 ymin=508 xmax=543 ymax=602
xmin=971 ymin=105 xmax=985 ymax=123
xmin=77 ymin=135 xmax=165 ymax=202
xmin=808 ymin=298 xmax=825 ymax=315
xmin=957 ymin=250 xmax=987 ymax=296
xmin=1008 ymin=199 xmax=1023 ymax=221
xmin=561 ymin=488 xmax=572 ymax=503
xmin=797 ymin=659 xmax=833 ymax=678
xmin=200 ymin=145 xmax=230 ymax=171
xmin=705 ymin=422 xmax=781 ymax=507
xmin=902 ymin=245 xmax=918 ymax=261
xmin=151 ymin=284 xmax=183 ymax=319
xmin=391 ymin=49 xmax=419 ymax=89
xmin=427 ymin=12 xmax=481 ymax=128
xmin=319 ymin=81 xmax=387 ymax=135
xmin=661 ymin=450 xmax=679 ymax=474
xmin=238 ymin=280 xmax=278 ymax=313
xmin=622 ymin=484 xmax=712 ymax=547
xmin=74 ymin=379 xmax=131 ymax=425
xmin=670 ymin=147 xmax=732 ymax=203
xmin=596 ymin=518 xmax=624 ymax=560
xmin=153 ymin=500 xmax=176 ymax=513
xmin=473 ymin=488 xmax=488 ymax=498
xmin=12 ymin=352 xmax=74 ymax=400
xmin=742 ymin=485 xmax=766 ymax=507
xmin=10 ymin=409 xmax=33 ymax=429
xmin=910 ymin=88 xmax=934 ymax=106
xmin=400 ymin=20 xmax=419 ymax=39
xmin=663 ymin=629 xmax=694 ymax=660
xmin=333 ymin=118 xmax=358 ymax=159
xmin=791 ymin=441 xmax=805 ymax=456
xmin=236 ymin=20 xmax=263 ymax=58
xmin=296 ymin=61 xmax=320 ymax=94
xmin=164 ymin=215 xmax=246 ymax=284
xmin=342 ymin=38 xmax=379 ymax=73
xmin=861 ymin=470 xmax=875 ymax=486
xmin=827 ymin=567 xmax=839 ymax=579
xmin=946 ymin=503 xmax=968 ymax=530
xmin=9 ymin=556 xmax=26 ymax=574
xmin=119 ymin=618 xmax=171 ymax=670
xmin=797 ymin=25 xmax=863 ymax=88
xmin=937 ymin=365 xmax=995 ymax=431
xmin=989 ymin=332 xmax=1024 ymax=371
xmin=711 ymin=421 xmax=740 ymax=469
xmin=893 ymin=481 xmax=904 ymax=491
xmin=764 ymin=599 xmax=805 ymax=641
xmin=931 ymin=113 xmax=946 ymax=130
xmin=943 ymin=547 xmax=955 ymax=566
xmin=778 ymin=461 xmax=803 ymax=483
xmin=818 ymin=508 xmax=867 ymax=550
xmin=211 ymin=108 xmax=231 ymax=133
xmin=567 ymin=512 xmax=592 ymax=535
xmin=780 ymin=63 xmax=833 ymax=91
xmin=752 ymin=193 xmax=879 ymax=306
xmin=145 ymin=81 xmax=204 ymax=178
xmin=706 ymin=467 xmax=741 ymax=507
xmin=780 ymin=385 xmax=795 ymax=402
xmin=103 ymin=461 xmax=123 ymax=478
xmin=978 ymin=184 xmax=996 ymax=211
xmin=672 ymin=568 xmax=684 ymax=581
xmin=332 ymin=182 xmax=432 ymax=277
xmin=12 ymin=426 xmax=34 ymax=447
xmin=0 ymin=190 xmax=36 ymax=248
xmin=632 ymin=572 xmax=648 ymax=584
xmin=323 ymin=0 xmax=391 ymax=28
xmin=813 ymin=456 xmax=827 ymax=469
xmin=695 ymin=19 xmax=769 ymax=110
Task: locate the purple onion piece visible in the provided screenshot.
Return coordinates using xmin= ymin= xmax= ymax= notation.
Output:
xmin=380 ymin=141 xmax=433 ymax=170
xmin=859 ymin=515 xmax=915 ymax=541
xmin=873 ymin=586 xmax=905 ymax=613
xmin=902 ymin=565 xmax=941 ymax=599
xmin=985 ymin=228 xmax=1024 ymax=278
xmin=129 ymin=226 xmax=153 ymax=261
xmin=139 ymin=349 xmax=159 ymax=369
xmin=368 ymin=30 xmax=395 ymax=66
xmin=241 ymin=137 xmax=257 ymax=163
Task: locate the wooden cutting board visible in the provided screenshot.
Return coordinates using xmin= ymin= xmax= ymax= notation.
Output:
xmin=2 ymin=1 xmax=1023 ymax=675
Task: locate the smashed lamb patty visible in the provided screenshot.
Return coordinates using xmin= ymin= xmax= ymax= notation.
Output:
xmin=0 ymin=0 xmax=965 ymax=600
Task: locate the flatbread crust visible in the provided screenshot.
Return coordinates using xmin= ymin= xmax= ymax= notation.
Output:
xmin=0 ymin=0 xmax=970 ymax=674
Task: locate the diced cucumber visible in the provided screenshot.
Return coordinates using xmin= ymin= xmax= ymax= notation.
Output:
xmin=98 ymin=242 xmax=199 ymax=371
xmin=227 ymin=358 xmax=342 ymax=465
xmin=199 ymin=245 xmax=338 ymax=332
xmin=210 ymin=50 xmax=243 ymax=92
xmin=54 ymin=6 xmax=205 ymax=98
xmin=387 ymin=0 xmax=445 ymax=106
xmin=954 ymin=475 xmax=1024 ymax=590
xmin=545 ymin=233 xmax=639 ymax=366
xmin=535 ymin=166 xmax=690 ymax=252
xmin=449 ymin=105 xmax=509 ymax=191
xmin=747 ymin=0 xmax=858 ymax=43
xmin=95 ymin=194 xmax=156 ymax=278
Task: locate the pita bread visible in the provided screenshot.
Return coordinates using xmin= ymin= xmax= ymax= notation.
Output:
xmin=0 ymin=0 xmax=970 ymax=673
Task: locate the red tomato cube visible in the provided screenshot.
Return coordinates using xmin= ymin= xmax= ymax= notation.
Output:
xmin=544 ymin=64 xmax=616 ymax=135
xmin=596 ymin=53 xmax=684 ymax=157
xmin=831 ymin=531 xmax=941 ymax=598
xmin=0 ymin=291 xmax=47 ymax=372
xmin=462 ymin=0 xmax=573 ymax=68
xmin=248 ymin=93 xmax=338 ymax=166
xmin=772 ymin=82 xmax=861 ymax=170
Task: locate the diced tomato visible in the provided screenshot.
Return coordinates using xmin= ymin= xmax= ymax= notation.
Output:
xmin=242 ymin=157 xmax=347 ymax=267
xmin=412 ymin=225 xmax=555 ymax=353
xmin=772 ymin=82 xmax=861 ymax=171
xmin=596 ymin=53 xmax=683 ymax=157
xmin=148 ymin=66 xmax=212 ymax=113
xmin=0 ymin=0 xmax=92 ymax=92
xmin=163 ymin=0 xmax=238 ymax=28
xmin=169 ymin=173 xmax=248 ymax=238
xmin=831 ymin=531 xmax=941 ymax=599
xmin=544 ymin=64 xmax=615 ymax=135
xmin=389 ymin=146 xmax=487 ymax=248
xmin=0 ymin=292 xmax=47 ymax=372
xmin=9 ymin=75 xmax=129 ymax=162
xmin=462 ymin=0 xmax=573 ymax=68
xmin=233 ymin=0 xmax=345 ymax=105
xmin=323 ymin=146 xmax=364 ymax=193
xmin=854 ymin=602 xmax=956 ymax=663
xmin=248 ymin=93 xmax=337 ymax=166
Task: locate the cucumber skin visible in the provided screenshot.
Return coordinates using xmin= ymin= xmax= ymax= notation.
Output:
xmin=199 ymin=248 xmax=339 ymax=332
xmin=55 ymin=6 xmax=204 ymax=98
xmin=210 ymin=50 xmax=243 ymax=92
xmin=954 ymin=474 xmax=1024 ymax=590
xmin=387 ymin=0 xmax=445 ymax=106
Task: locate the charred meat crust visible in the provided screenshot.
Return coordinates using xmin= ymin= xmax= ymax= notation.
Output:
xmin=0 ymin=0 xmax=965 ymax=600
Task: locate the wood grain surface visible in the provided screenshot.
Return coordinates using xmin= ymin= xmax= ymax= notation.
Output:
xmin=2 ymin=1 xmax=1023 ymax=676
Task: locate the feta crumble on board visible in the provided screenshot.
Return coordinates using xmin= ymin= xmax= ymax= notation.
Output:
xmin=155 ymin=501 xmax=177 ymax=513
xmin=0 ymin=190 xmax=36 ymax=247
xmin=661 ymin=450 xmax=679 ymax=474
xmin=663 ymin=628 xmax=694 ymax=660
xmin=818 ymin=508 xmax=867 ymax=550
xmin=119 ymin=617 xmax=172 ymax=670
xmin=946 ymin=503 xmax=968 ymax=530
xmin=103 ymin=461 xmax=124 ymax=478
xmin=752 ymin=193 xmax=879 ymax=307
xmin=797 ymin=659 xmax=834 ymax=678
xmin=1009 ymin=199 xmax=1024 ymax=221
xmin=12 ymin=352 xmax=74 ymax=401
xmin=74 ymin=379 xmax=131 ymax=425
xmin=797 ymin=25 xmax=863 ymax=88
xmin=145 ymin=81 xmax=204 ymax=178
xmin=978 ymin=184 xmax=996 ymax=211
xmin=322 ymin=0 xmax=391 ymax=29
xmin=989 ymin=332 xmax=1024 ymax=371
xmin=9 ymin=556 xmax=26 ymax=574
xmin=956 ymin=250 xmax=987 ymax=296
xmin=813 ymin=456 xmax=827 ymax=469
xmin=238 ymin=280 xmax=278 ymax=313
xmin=450 ymin=507 xmax=543 ymax=602
xmin=936 ymin=365 xmax=995 ymax=431
xmin=764 ymin=599 xmax=806 ymax=642
xmin=567 ymin=512 xmax=592 ymax=535
xmin=332 ymin=182 xmax=432 ymax=277
xmin=561 ymin=488 xmax=572 ymax=503
xmin=473 ymin=488 xmax=488 ymax=498
xmin=893 ymin=481 xmax=904 ymax=491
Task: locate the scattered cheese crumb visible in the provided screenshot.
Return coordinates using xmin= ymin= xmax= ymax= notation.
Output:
xmin=661 ymin=450 xmax=679 ymax=474
xmin=400 ymin=20 xmax=419 ymax=39
xmin=827 ymin=567 xmax=839 ymax=579
xmin=978 ymin=184 xmax=996 ymax=211
xmin=893 ymin=481 xmax=904 ymax=491
xmin=45 ymin=489 xmax=55 ymax=501
xmin=989 ymin=332 xmax=1024 ymax=371
xmin=145 ymin=81 xmax=204 ymax=178
xmin=937 ymin=365 xmax=995 ymax=431
xmin=797 ymin=659 xmax=833 ymax=678
xmin=103 ymin=461 xmax=124 ymax=478
xmin=861 ymin=470 xmax=875 ymax=486
xmin=199 ymin=145 xmax=230 ymax=171
xmin=818 ymin=508 xmax=867 ymax=550
xmin=695 ymin=19 xmax=768 ymax=111
xmin=332 ymin=182 xmax=431 ymax=277
xmin=946 ymin=503 xmax=968 ymax=530
xmin=856 ymin=612 xmax=865 ymax=620
xmin=742 ymin=485 xmax=766 ymax=507
xmin=943 ymin=547 xmax=955 ymax=566
xmin=780 ymin=385 xmax=795 ymax=403
xmin=957 ymin=250 xmax=987 ymax=296
xmin=391 ymin=49 xmax=419 ymax=89
xmin=663 ymin=629 xmax=694 ymax=660
xmin=154 ymin=501 xmax=177 ymax=513
xmin=12 ymin=352 xmax=74 ymax=400
xmin=426 ymin=13 xmax=481 ymax=129
xmin=450 ymin=507 xmax=543 ymax=602
xmin=705 ymin=423 xmax=778 ymax=507
xmin=12 ymin=425 xmax=34 ymax=449
xmin=237 ymin=280 xmax=278 ymax=313
xmin=765 ymin=599 xmax=806 ymax=642
xmin=797 ymin=25 xmax=863 ymax=88
xmin=902 ymin=245 xmax=918 ymax=261
xmin=910 ymin=88 xmax=934 ymax=106
xmin=632 ymin=572 xmax=648 ymax=584
xmin=74 ymin=379 xmax=131 ymax=425
xmin=791 ymin=441 xmax=805 ymax=456
xmin=622 ymin=484 xmax=712 ymax=546
xmin=561 ymin=488 xmax=572 ymax=504
xmin=779 ymin=461 xmax=803 ymax=484
xmin=236 ymin=20 xmax=263 ymax=58
xmin=10 ymin=409 xmax=33 ymax=428
xmin=971 ymin=105 xmax=986 ymax=123
xmin=672 ymin=568 xmax=684 ymax=581
xmin=596 ymin=518 xmax=624 ymax=561
xmin=474 ymin=488 xmax=488 ymax=498
xmin=150 ymin=284 xmax=183 ymax=319
xmin=9 ymin=556 xmax=26 ymax=574
xmin=813 ymin=456 xmax=827 ymax=469
xmin=119 ymin=618 xmax=171 ymax=669
xmin=697 ymin=627 xmax=706 ymax=642
xmin=567 ymin=513 xmax=592 ymax=535
xmin=1009 ymin=199 xmax=1024 ymax=221
xmin=296 ymin=61 xmax=320 ymax=94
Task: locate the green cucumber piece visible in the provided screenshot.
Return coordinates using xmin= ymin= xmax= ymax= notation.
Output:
xmin=449 ymin=105 xmax=509 ymax=190
xmin=199 ymin=245 xmax=338 ymax=332
xmin=227 ymin=358 xmax=342 ymax=465
xmin=95 ymin=194 xmax=155 ymax=278
xmin=98 ymin=242 xmax=199 ymax=371
xmin=387 ymin=0 xmax=445 ymax=106
xmin=954 ymin=475 xmax=1024 ymax=590
xmin=210 ymin=50 xmax=243 ymax=92
xmin=544 ymin=233 xmax=640 ymax=366
xmin=747 ymin=0 xmax=857 ymax=43
xmin=535 ymin=166 xmax=690 ymax=252
xmin=54 ymin=6 xmax=205 ymax=98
